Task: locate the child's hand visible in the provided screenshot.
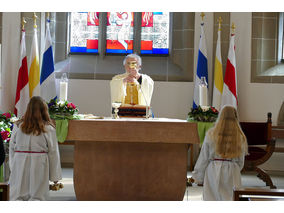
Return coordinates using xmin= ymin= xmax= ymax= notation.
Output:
xmin=187 ymin=177 xmax=203 ymax=186
xmin=188 ymin=177 xmax=195 ymax=183
xmin=49 ymin=182 xmax=64 ymax=191
xmin=187 ymin=177 xmax=195 ymax=186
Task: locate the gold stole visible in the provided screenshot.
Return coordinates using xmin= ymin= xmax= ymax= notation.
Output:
xmin=124 ymin=82 xmax=139 ymax=105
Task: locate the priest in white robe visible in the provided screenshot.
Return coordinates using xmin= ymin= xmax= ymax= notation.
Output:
xmin=110 ymin=53 xmax=154 ymax=106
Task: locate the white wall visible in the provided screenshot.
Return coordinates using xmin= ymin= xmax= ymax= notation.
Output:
xmin=0 ymin=13 xmax=20 ymax=112
xmin=67 ymin=79 xmax=194 ymax=119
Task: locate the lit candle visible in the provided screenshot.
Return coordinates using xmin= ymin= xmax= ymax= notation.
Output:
xmin=199 ymin=84 xmax=208 ymax=107
xmin=60 ymin=81 xmax=68 ymax=101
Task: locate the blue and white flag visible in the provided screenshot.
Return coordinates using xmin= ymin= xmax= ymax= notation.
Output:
xmin=193 ymin=21 xmax=208 ymax=109
xmin=40 ymin=18 xmax=56 ymax=102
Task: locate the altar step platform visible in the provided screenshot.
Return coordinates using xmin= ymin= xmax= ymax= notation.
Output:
xmin=48 ymin=168 xmax=284 ymax=201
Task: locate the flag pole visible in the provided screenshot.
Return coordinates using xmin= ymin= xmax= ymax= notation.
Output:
xmin=218 ymin=16 xmax=222 ymax=31
xmin=47 ymin=12 xmax=50 ymax=22
xmin=231 ymin=22 xmax=236 ymax=34
xmin=40 ymin=11 xmax=57 ymax=101
xmin=15 ymin=17 xmax=30 ymax=117
xmin=201 ymin=12 xmax=205 ymax=21
xmin=221 ymin=22 xmax=238 ymax=109
xmin=193 ymin=11 xmax=208 ymax=109
xmin=29 ymin=12 xmax=40 ymax=98
xmin=212 ymin=16 xmax=224 ymax=111
xmin=33 ymin=12 xmax=38 ymax=29
xmin=22 ymin=17 xmax=26 ymax=31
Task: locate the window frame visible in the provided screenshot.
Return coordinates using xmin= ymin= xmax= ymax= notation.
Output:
xmin=67 ymin=12 xmax=172 ymax=57
xmin=279 ymin=12 xmax=284 ymax=63
xmin=250 ymin=12 xmax=284 ymax=83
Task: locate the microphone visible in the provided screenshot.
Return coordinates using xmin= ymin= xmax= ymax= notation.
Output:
xmin=138 ymin=82 xmax=154 ymax=118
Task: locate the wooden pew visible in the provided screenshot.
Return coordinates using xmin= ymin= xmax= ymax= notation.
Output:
xmin=0 ymin=182 xmax=9 ymax=201
xmin=234 ymin=187 xmax=284 ymax=201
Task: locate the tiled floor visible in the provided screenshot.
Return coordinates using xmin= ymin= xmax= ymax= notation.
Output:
xmin=48 ymin=168 xmax=284 ymax=201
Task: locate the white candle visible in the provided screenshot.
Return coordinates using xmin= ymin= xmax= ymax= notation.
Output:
xmin=60 ymin=81 xmax=68 ymax=101
xmin=199 ymin=85 xmax=208 ymax=107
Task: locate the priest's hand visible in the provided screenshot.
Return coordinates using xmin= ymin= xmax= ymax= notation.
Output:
xmin=123 ymin=75 xmax=136 ymax=83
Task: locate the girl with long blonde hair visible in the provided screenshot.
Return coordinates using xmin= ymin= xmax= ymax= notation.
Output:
xmin=9 ymin=96 xmax=62 ymax=201
xmin=191 ymin=105 xmax=248 ymax=201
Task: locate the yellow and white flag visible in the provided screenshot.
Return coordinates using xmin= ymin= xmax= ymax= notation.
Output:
xmin=29 ymin=26 xmax=40 ymax=98
xmin=212 ymin=25 xmax=223 ymax=111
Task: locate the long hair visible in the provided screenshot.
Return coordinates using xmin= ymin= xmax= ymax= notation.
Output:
xmin=207 ymin=105 xmax=248 ymax=158
xmin=20 ymin=96 xmax=53 ymax=136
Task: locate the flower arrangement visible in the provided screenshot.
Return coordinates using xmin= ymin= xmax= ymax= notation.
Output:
xmin=47 ymin=99 xmax=79 ymax=120
xmin=47 ymin=99 xmax=81 ymax=143
xmin=0 ymin=112 xmax=16 ymax=143
xmin=187 ymin=106 xmax=219 ymax=122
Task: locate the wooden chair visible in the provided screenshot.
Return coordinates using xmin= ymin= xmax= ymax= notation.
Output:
xmin=233 ymin=187 xmax=284 ymax=201
xmin=240 ymin=112 xmax=276 ymax=189
xmin=0 ymin=182 xmax=9 ymax=201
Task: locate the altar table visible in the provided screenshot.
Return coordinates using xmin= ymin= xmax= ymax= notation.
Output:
xmin=65 ymin=118 xmax=199 ymax=201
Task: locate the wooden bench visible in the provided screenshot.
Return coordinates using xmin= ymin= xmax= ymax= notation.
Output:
xmin=0 ymin=182 xmax=9 ymax=201
xmin=234 ymin=187 xmax=284 ymax=201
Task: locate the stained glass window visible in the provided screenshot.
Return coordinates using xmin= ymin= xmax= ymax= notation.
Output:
xmin=141 ymin=12 xmax=170 ymax=55
xmin=106 ymin=12 xmax=134 ymax=54
xmin=70 ymin=12 xmax=99 ymax=54
xmin=69 ymin=12 xmax=171 ymax=55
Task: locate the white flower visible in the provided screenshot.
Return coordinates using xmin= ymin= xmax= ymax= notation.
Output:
xmin=201 ymin=106 xmax=210 ymax=112
xmin=58 ymin=101 xmax=65 ymax=107
xmin=10 ymin=117 xmax=19 ymax=123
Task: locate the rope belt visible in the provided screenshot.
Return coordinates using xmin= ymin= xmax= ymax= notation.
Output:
xmin=15 ymin=150 xmax=47 ymax=154
xmin=213 ymin=158 xmax=232 ymax=162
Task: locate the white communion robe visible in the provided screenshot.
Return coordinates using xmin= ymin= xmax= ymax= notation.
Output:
xmin=191 ymin=134 xmax=245 ymax=201
xmin=110 ymin=73 xmax=154 ymax=106
xmin=9 ymin=124 xmax=62 ymax=201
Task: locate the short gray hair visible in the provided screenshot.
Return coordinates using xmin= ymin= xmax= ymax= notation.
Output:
xmin=123 ymin=53 xmax=142 ymax=66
